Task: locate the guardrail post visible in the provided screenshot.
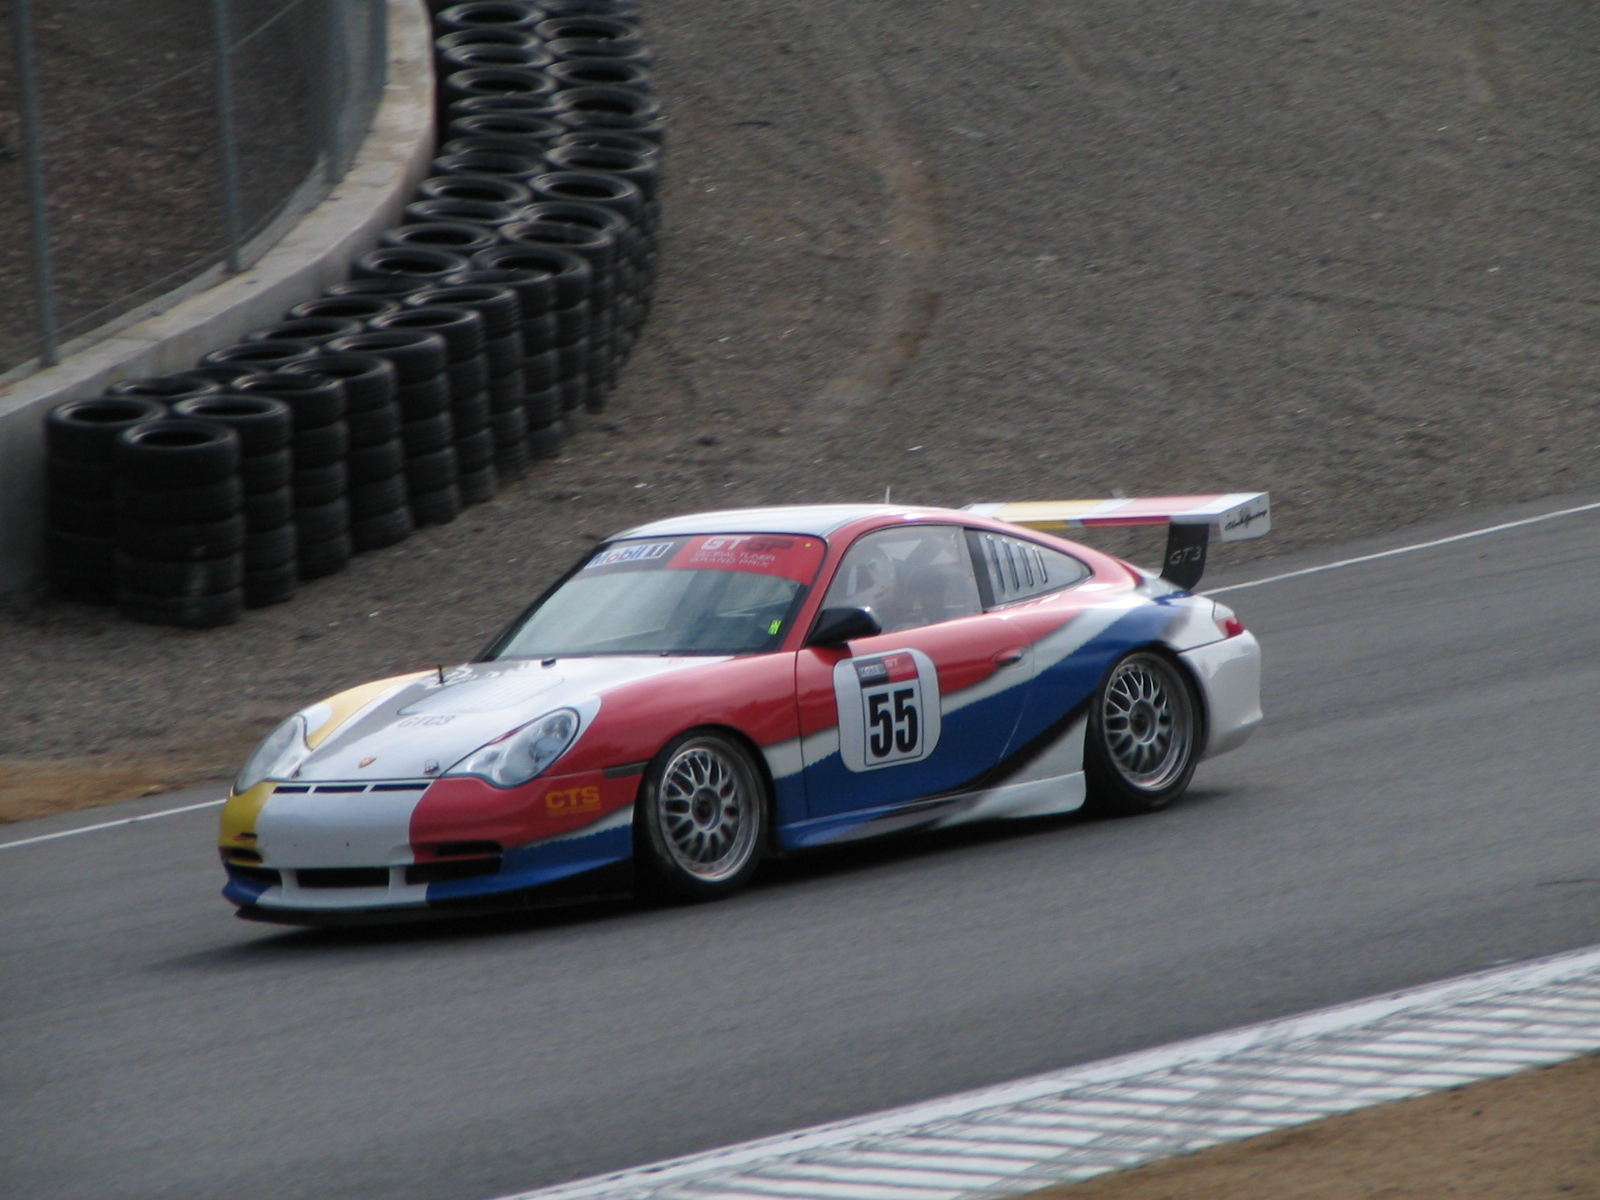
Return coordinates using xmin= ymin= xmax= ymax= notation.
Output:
xmin=210 ymin=0 xmax=244 ymax=273
xmin=12 ymin=0 xmax=60 ymax=367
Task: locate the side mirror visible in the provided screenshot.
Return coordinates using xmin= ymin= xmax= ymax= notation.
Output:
xmin=806 ymin=606 xmax=882 ymax=647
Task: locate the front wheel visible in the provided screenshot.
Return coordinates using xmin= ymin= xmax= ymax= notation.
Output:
xmin=1083 ymin=651 xmax=1200 ymax=816
xmin=635 ymin=731 xmax=768 ymax=901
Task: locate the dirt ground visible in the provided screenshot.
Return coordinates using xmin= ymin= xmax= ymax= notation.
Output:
xmin=1021 ymin=1053 xmax=1600 ymax=1200
xmin=4 ymin=0 xmax=1600 ymax=820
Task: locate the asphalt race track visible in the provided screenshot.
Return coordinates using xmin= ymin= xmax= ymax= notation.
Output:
xmin=4 ymin=496 xmax=1600 ymax=1200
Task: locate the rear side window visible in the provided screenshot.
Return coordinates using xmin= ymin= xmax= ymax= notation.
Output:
xmin=969 ymin=531 xmax=1090 ymax=607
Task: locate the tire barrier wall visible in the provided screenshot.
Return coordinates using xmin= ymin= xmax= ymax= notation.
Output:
xmin=41 ymin=0 xmax=660 ymax=627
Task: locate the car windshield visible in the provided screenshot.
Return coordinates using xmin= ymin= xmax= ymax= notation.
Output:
xmin=491 ymin=533 xmax=828 ymax=658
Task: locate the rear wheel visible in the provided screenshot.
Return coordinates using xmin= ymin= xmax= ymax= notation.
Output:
xmin=635 ymin=732 xmax=766 ymax=901
xmin=1083 ymin=651 xmax=1200 ymax=816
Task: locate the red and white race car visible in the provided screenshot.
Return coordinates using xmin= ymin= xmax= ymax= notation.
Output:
xmin=220 ymin=495 xmax=1266 ymax=923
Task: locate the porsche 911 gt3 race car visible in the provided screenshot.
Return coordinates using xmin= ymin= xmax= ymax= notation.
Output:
xmin=220 ymin=495 xmax=1266 ymax=923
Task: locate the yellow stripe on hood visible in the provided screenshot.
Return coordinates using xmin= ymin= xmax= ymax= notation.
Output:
xmin=306 ymin=672 xmax=432 ymax=748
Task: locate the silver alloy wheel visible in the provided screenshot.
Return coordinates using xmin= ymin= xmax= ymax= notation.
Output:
xmin=655 ymin=738 xmax=761 ymax=883
xmin=1099 ymin=653 xmax=1194 ymax=791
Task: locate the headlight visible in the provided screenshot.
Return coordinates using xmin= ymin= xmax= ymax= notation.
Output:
xmin=447 ymin=709 xmax=580 ymax=788
xmin=235 ymin=715 xmax=311 ymax=793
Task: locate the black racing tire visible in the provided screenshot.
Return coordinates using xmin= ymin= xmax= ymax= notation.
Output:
xmin=433 ymin=149 xmax=542 ymax=183
xmin=287 ymin=353 xmax=397 ymax=412
xmin=240 ymin=449 xmax=293 ymax=493
xmin=48 ymin=493 xmax=114 ymax=537
xmin=434 ymin=2 xmax=545 ymax=37
xmin=103 ymin=373 xmax=224 ymax=405
xmin=115 ymin=476 xmax=243 ymax=525
xmin=535 ymin=15 xmax=644 ymax=48
xmin=519 ymin=311 xmax=559 ymax=353
xmin=405 ymin=447 xmax=460 ymax=493
xmin=404 ymin=197 xmax=523 ymax=231
xmin=243 ymin=487 xmax=294 ymax=532
xmin=495 ymin=442 xmax=530 ymax=479
xmin=529 ymin=170 xmax=644 ymax=225
xmin=347 ymin=439 xmax=406 ymax=486
xmin=551 ymin=128 xmax=659 ymax=157
xmin=544 ymin=143 xmax=658 ymax=202
xmin=407 ymin=284 xmax=522 ymax=337
xmin=245 ymin=524 xmax=297 ymax=570
xmin=234 ymin=372 xmax=347 ymax=429
xmin=115 ymin=420 xmax=240 ymax=488
xmin=295 ymin=499 xmax=351 ymax=542
xmin=443 ymin=265 xmax=556 ymax=321
xmin=457 ymin=465 xmax=499 ymax=505
xmin=290 ymin=421 xmax=350 ymax=469
xmin=200 ymin=340 xmax=319 ymax=373
xmin=170 ymin=395 xmax=292 ymax=456
xmin=245 ymin=317 xmax=364 ymax=347
xmin=297 ymin=532 xmax=354 ymax=580
xmin=483 ymin=331 xmax=525 ymax=376
xmin=380 ymin=222 xmax=500 ymax=258
xmin=501 ymin=220 xmax=619 ymax=282
xmin=345 ymin=403 xmax=402 ymax=448
xmin=442 ymin=67 xmax=559 ymax=109
xmin=244 ymin=561 xmax=297 ymax=608
xmin=394 ymin=376 xmax=452 ymax=420
xmin=634 ymin=730 xmax=768 ymax=903
xmin=472 ymin=244 xmax=591 ymax=308
xmin=558 ymin=377 xmax=587 ymax=416
xmin=555 ymin=107 xmax=664 ymax=144
xmin=326 ymin=331 xmax=451 ymax=385
xmin=553 ymin=303 xmax=590 ymax=345
xmin=115 ymin=551 xmax=244 ymax=597
xmin=522 ymin=349 xmax=561 ymax=389
xmin=117 ymin=514 xmax=247 ymax=560
xmin=452 ymin=393 xmax=491 ymax=437
xmin=1082 ymin=650 xmax=1203 ymax=817
xmin=286 ymin=294 xmax=403 ymax=323
xmin=327 ymin=276 xmax=429 ymax=299
xmin=350 ymin=506 xmax=415 ymax=552
xmin=455 ymin=426 xmax=496 ymax=469
xmin=120 ymin=587 xmax=244 ymax=629
xmin=416 ymin=173 xmax=533 ymax=208
xmin=489 ymin=370 xmax=527 ymax=410
xmin=368 ymin=306 xmax=487 ymax=362
xmin=400 ymin=412 xmax=455 ymax=456
xmin=409 ymin=484 xmax=463 ymax=527
xmin=47 ymin=398 xmax=167 ymax=464
xmin=490 ymin=406 xmax=528 ymax=448
xmin=350 ymin=246 xmax=469 ymax=285
xmin=546 ymin=57 xmax=652 ymax=93
xmin=447 ymin=354 xmax=490 ymax=397
xmin=48 ymin=455 xmax=115 ymax=500
xmin=439 ymin=42 xmax=554 ymax=74
xmin=292 ymin=463 xmax=347 ymax=507
xmin=526 ymin=421 xmax=564 ymax=459
xmin=348 ymin=474 xmax=408 ymax=519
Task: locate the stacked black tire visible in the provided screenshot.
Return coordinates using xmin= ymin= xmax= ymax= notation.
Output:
xmin=40 ymin=0 xmax=662 ymax=626
xmin=113 ymin=420 xmax=246 ymax=628
xmin=44 ymin=398 xmax=166 ymax=604
xmin=171 ymin=394 xmax=297 ymax=608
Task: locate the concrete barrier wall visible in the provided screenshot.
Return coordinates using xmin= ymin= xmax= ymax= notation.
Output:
xmin=0 ymin=0 xmax=434 ymax=600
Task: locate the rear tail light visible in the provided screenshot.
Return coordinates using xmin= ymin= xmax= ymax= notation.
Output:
xmin=1222 ymin=614 xmax=1245 ymax=638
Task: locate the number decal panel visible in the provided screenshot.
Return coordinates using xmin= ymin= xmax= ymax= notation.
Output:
xmin=833 ymin=649 xmax=942 ymax=773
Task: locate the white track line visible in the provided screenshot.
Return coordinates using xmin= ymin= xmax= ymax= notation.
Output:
xmin=0 ymin=797 xmax=225 ymax=851
xmin=1205 ymin=498 xmax=1600 ymax=596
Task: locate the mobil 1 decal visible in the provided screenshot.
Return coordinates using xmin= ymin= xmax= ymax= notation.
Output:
xmin=832 ymin=648 xmax=942 ymax=773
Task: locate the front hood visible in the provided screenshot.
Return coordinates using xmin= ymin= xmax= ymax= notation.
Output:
xmin=292 ymin=656 xmax=728 ymax=782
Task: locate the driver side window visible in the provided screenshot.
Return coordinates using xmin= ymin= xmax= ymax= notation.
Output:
xmin=822 ymin=525 xmax=982 ymax=635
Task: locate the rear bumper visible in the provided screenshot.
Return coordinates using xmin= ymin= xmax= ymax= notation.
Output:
xmin=1179 ymin=631 xmax=1262 ymax=758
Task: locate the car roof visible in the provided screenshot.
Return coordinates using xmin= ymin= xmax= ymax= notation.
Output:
xmin=610 ymin=504 xmax=975 ymax=540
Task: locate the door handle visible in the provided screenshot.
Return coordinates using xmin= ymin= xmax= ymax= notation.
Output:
xmin=994 ymin=648 xmax=1025 ymax=667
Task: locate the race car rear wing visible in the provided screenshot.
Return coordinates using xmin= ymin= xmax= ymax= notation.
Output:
xmin=962 ymin=493 xmax=1270 ymax=590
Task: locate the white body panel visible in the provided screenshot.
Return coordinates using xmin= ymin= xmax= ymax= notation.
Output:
xmin=1181 ymin=631 xmax=1263 ymax=758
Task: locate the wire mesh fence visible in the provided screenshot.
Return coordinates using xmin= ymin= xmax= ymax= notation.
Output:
xmin=0 ymin=0 xmax=387 ymax=377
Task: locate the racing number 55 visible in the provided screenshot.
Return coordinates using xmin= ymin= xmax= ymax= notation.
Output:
xmin=867 ymin=686 xmax=919 ymax=759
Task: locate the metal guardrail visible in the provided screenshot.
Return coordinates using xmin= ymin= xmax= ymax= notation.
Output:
xmin=1 ymin=0 xmax=388 ymax=375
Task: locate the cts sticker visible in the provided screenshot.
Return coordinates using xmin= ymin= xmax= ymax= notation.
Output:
xmin=832 ymin=647 xmax=942 ymax=773
xmin=546 ymin=785 xmax=601 ymax=814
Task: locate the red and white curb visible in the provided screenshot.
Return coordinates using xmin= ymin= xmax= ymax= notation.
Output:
xmin=497 ymin=945 xmax=1600 ymax=1200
